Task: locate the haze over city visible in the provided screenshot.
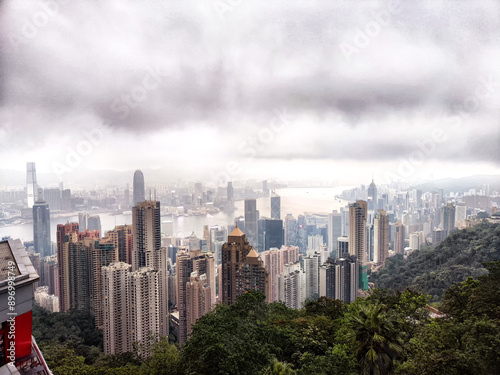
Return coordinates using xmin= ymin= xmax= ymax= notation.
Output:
xmin=1 ymin=0 xmax=500 ymax=186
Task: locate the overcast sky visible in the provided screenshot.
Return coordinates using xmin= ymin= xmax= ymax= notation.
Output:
xmin=1 ymin=0 xmax=499 ymax=186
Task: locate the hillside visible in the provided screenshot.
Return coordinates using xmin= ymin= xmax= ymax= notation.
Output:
xmin=370 ymin=222 xmax=500 ymax=301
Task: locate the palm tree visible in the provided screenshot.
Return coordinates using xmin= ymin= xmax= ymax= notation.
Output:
xmin=261 ymin=358 xmax=296 ymax=375
xmin=347 ymin=303 xmax=403 ymax=375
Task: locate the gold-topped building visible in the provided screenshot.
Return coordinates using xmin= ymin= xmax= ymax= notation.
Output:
xmin=221 ymin=227 xmax=269 ymax=305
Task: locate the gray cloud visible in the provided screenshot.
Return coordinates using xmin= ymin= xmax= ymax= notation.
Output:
xmin=0 ymin=0 xmax=499 ymax=167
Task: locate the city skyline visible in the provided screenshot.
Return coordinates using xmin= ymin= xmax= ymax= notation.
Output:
xmin=1 ymin=0 xmax=500 ymax=185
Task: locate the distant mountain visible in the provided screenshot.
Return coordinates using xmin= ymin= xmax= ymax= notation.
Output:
xmin=411 ymin=175 xmax=500 ymax=193
xmin=370 ymin=222 xmax=500 ymax=301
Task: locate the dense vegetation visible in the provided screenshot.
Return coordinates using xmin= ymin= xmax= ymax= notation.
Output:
xmin=370 ymin=222 xmax=500 ymax=301
xmin=33 ymin=224 xmax=500 ymax=374
xmin=35 ymin=261 xmax=500 ymax=374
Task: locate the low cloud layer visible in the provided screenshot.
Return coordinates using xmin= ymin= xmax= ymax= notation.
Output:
xmin=0 ymin=0 xmax=499 ymax=179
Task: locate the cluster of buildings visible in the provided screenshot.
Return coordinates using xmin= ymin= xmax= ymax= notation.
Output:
xmin=3 ymin=163 xmax=500 ymax=366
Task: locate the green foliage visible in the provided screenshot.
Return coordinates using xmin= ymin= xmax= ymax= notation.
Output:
xmin=347 ymin=303 xmax=404 ymax=375
xmin=261 ymin=358 xmax=296 ymax=374
xmin=370 ymin=222 xmax=500 ymax=301
xmin=35 ymin=261 xmax=500 ymax=375
xmin=140 ymin=338 xmax=180 ymax=375
xmin=32 ymin=305 xmax=103 ymax=364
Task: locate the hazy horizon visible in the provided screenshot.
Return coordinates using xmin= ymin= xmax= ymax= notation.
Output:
xmin=1 ymin=0 xmax=500 ymax=186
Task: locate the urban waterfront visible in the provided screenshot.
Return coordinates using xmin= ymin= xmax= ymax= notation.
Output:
xmin=0 ymin=186 xmax=350 ymax=243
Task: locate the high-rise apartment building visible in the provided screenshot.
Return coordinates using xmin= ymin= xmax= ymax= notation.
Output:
xmin=319 ymin=255 xmax=358 ymax=303
xmin=176 ymin=248 xmax=215 ymax=345
xmin=33 ymin=200 xmax=51 ymax=257
xmin=221 ymin=227 xmax=268 ymax=305
xmin=278 ymin=263 xmax=305 ymax=309
xmin=373 ymin=210 xmax=389 ymax=267
xmin=394 ymin=221 xmax=405 ymax=254
xmin=102 ymin=246 xmax=169 ymax=356
xmin=132 ymin=201 xmax=161 ymax=271
xmin=303 ymin=253 xmax=321 ymax=299
xmin=57 ymin=223 xmax=111 ymax=312
xmin=441 ymin=203 xmax=456 ymax=235
xmin=349 ymin=200 xmax=368 ymax=291
xmin=185 ymin=272 xmax=211 ymax=340
xmin=133 ymin=170 xmax=146 ymax=206
xmin=260 ymin=246 xmax=299 ymax=303
xmin=337 ymin=236 xmax=349 ymax=258
xmin=102 ymin=262 xmax=131 ymax=355
xmin=129 ymin=267 xmax=161 ymax=356
xmin=106 ymin=225 xmax=133 ymax=264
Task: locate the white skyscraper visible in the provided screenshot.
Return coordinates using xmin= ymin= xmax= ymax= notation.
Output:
xmin=303 ymin=253 xmax=321 ymax=299
xmin=278 ymin=263 xmax=305 ymax=309
xmin=328 ymin=211 xmax=342 ymax=258
xmin=102 ymin=262 xmax=132 ymax=355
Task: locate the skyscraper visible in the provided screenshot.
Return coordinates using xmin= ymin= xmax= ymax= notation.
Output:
xmin=278 ymin=263 xmax=305 ymax=309
xmin=56 ymin=223 xmax=106 ymax=312
xmin=44 ymin=188 xmax=62 ymax=211
xmin=328 ymin=211 xmax=342 ymax=258
xmin=319 ymin=255 xmax=358 ymax=303
xmin=102 ymin=262 xmax=132 ymax=355
xmin=221 ymin=227 xmax=268 ymax=305
xmin=394 ymin=221 xmax=405 ymax=254
xmin=367 ymin=179 xmax=377 ymax=211
xmin=244 ymin=199 xmax=258 ymax=245
xmin=373 ymin=210 xmax=389 ymax=266
xmin=337 ymin=236 xmax=349 ymax=258
xmin=129 ymin=267 xmax=160 ymax=356
xmin=176 ymin=248 xmax=215 ymax=345
xmin=26 ymin=162 xmax=38 ymax=208
xmin=284 ymin=214 xmax=297 ymax=247
xmin=349 ymin=200 xmax=368 ymax=291
xmin=132 ymin=201 xmax=161 ymax=271
xmin=133 ymin=170 xmax=145 ymax=206
xmin=270 ymin=192 xmax=281 ymax=219
xmin=106 ymin=225 xmax=133 ymax=264
xmin=303 ymin=253 xmax=321 ymax=300
xmin=441 ymin=203 xmax=456 ymax=235
xmin=87 ymin=214 xmax=102 ymax=236
xmin=257 ymin=218 xmax=284 ymax=252
xmin=33 ymin=200 xmax=51 ymax=257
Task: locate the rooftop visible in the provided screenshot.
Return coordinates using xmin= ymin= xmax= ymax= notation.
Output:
xmin=229 ymin=227 xmax=245 ymax=237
